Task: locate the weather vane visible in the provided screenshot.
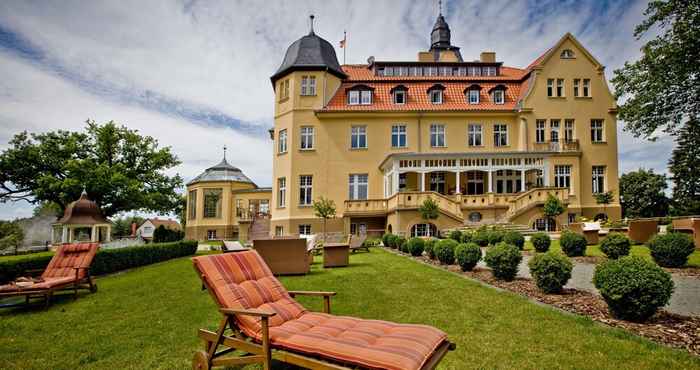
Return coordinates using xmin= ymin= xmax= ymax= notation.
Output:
xmin=223 ymin=145 xmax=227 ymax=160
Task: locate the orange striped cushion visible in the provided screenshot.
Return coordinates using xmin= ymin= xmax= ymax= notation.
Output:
xmin=42 ymin=243 xmax=99 ymax=279
xmin=193 ymin=251 xmax=448 ymax=370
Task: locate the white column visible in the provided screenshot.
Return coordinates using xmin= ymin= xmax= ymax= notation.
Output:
xmin=521 ymin=169 xmax=526 ymax=192
xmin=50 ymin=227 xmax=55 ymax=245
xmin=455 ymin=170 xmax=461 ymax=194
xmin=420 ymin=172 xmax=426 ymax=192
xmin=392 ymin=171 xmax=399 ymax=195
xmin=62 ymin=226 xmax=68 ymax=243
xmin=488 ymin=171 xmax=493 ymax=193
xmin=543 ymin=164 xmax=550 ymax=186
xmin=91 ymin=225 xmax=98 ymax=242
xmin=106 ymin=226 xmax=112 ymax=242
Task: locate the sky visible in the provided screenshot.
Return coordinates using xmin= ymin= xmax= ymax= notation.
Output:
xmin=0 ymin=0 xmax=675 ymax=220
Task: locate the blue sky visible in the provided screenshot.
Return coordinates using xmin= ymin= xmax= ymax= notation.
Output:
xmin=0 ymin=0 xmax=674 ymax=219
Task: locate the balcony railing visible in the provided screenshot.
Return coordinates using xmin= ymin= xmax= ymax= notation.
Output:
xmin=532 ymin=140 xmax=579 ymax=153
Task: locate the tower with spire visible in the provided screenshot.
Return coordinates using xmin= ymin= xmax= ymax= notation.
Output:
xmin=420 ymin=4 xmax=463 ymax=62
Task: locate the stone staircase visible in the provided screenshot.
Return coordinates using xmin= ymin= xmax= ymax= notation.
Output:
xmin=248 ymin=216 xmax=270 ymax=241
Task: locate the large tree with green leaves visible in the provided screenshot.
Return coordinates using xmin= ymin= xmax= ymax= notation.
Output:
xmin=619 ymin=169 xmax=669 ymax=218
xmin=669 ymin=120 xmax=700 ymax=215
xmin=611 ymin=0 xmax=700 ymax=138
xmin=0 ymin=120 xmax=183 ymax=217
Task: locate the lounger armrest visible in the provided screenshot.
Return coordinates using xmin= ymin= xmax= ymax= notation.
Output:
xmin=288 ymin=290 xmax=336 ymax=297
xmin=220 ymin=307 xmax=276 ymax=318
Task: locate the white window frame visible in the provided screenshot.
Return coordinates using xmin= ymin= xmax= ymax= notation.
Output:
xmin=300 ymin=126 xmax=314 ymax=150
xmin=278 ymin=129 xmax=287 ymax=154
xmin=556 ymin=79 xmax=564 ymax=97
xmin=550 ymin=119 xmax=560 ymax=142
xmin=468 ymin=124 xmax=482 ymax=146
xmin=391 ymin=125 xmax=407 ymax=148
xmin=592 ymin=166 xmax=605 ymax=194
xmin=207 ymin=230 xmax=217 ymax=240
xmin=348 ymin=174 xmax=369 ymax=200
xmin=547 ymin=79 xmax=554 ymax=97
xmin=535 ymin=120 xmax=546 ymax=143
xmin=430 ymin=90 xmax=443 ymax=104
xmin=351 ymin=125 xmax=367 ymax=149
xmin=468 ymin=89 xmax=479 ymax=104
xmin=430 ymin=124 xmax=446 ymax=147
xmin=583 ymin=79 xmax=591 ymax=97
xmin=300 ymin=76 xmax=316 ymax=96
xmin=275 ymin=226 xmax=284 ymax=236
xmin=573 ymin=79 xmax=580 ymax=97
xmin=591 ymin=119 xmax=604 ymax=143
xmin=393 ymin=90 xmax=406 ymax=105
xmin=554 ymin=165 xmax=571 ymax=189
xmin=298 ymin=224 xmax=312 ymax=236
xmin=360 ymin=90 xmax=372 ymax=105
xmin=564 ymin=119 xmax=575 ymax=142
xmin=493 ymin=90 xmax=505 ymax=104
xmin=299 ymin=175 xmax=313 ymax=206
xmin=494 ymin=124 xmax=508 ymax=147
xmin=277 ymin=177 xmax=286 ymax=208
xmin=348 ymin=90 xmax=360 ymax=105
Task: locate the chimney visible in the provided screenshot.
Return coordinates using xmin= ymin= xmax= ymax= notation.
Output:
xmin=480 ymin=52 xmax=496 ymax=63
xmin=131 ymin=222 xmax=137 ymax=237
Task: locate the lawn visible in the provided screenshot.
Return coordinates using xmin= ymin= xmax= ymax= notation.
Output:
xmin=524 ymin=240 xmax=700 ymax=267
xmin=0 ymin=251 xmax=54 ymax=262
xmin=1 ymin=249 xmax=699 ymax=369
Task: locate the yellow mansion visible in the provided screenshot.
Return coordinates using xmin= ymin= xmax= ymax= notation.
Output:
xmin=186 ymin=13 xmax=621 ymax=240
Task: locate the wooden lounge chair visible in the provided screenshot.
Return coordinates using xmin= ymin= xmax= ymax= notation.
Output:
xmin=192 ymin=251 xmax=455 ymax=370
xmin=349 ymin=234 xmax=369 ymax=253
xmin=0 ymin=243 xmax=98 ymax=309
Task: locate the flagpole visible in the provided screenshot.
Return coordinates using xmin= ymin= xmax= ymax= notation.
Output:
xmin=343 ymin=30 xmax=347 ymax=65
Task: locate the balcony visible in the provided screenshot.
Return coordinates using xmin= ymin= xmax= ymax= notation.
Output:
xmin=532 ymin=140 xmax=579 ymax=153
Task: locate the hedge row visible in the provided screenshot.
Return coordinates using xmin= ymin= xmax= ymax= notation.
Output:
xmin=0 ymin=240 xmax=198 ymax=283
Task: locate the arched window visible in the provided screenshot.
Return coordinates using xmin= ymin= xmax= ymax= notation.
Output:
xmin=390 ymin=85 xmax=408 ymax=105
xmin=560 ymin=49 xmax=575 ymax=59
xmin=427 ymin=84 xmax=445 ymax=105
xmin=464 ymin=84 xmax=482 ymax=104
xmin=346 ymin=84 xmax=374 ymax=105
xmin=489 ymin=84 xmax=507 ymax=105
xmin=411 ymin=223 xmax=437 ymax=237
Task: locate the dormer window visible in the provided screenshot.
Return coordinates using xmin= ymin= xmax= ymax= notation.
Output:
xmin=347 ymin=84 xmax=374 ymax=105
xmin=489 ymin=84 xmax=507 ymax=105
xmin=464 ymin=84 xmax=482 ymax=104
xmin=390 ymin=85 xmax=408 ymax=105
xmin=560 ymin=49 xmax=575 ymax=59
xmin=427 ymin=84 xmax=445 ymax=105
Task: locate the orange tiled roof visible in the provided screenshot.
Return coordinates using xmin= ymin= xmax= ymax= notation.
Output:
xmin=322 ymin=81 xmax=522 ymax=112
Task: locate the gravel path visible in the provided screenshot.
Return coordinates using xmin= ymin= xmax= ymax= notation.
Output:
xmin=477 ymin=251 xmax=700 ymax=317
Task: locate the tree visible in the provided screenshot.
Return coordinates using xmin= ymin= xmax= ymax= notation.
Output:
xmin=0 ymin=221 xmax=24 ymax=255
xmin=176 ymin=195 xmax=187 ymax=228
xmin=32 ymin=201 xmax=62 ymax=219
xmin=593 ymin=191 xmax=615 ymax=220
xmin=611 ymin=0 xmax=700 ymax=139
xmin=543 ymin=194 xmax=565 ymax=230
xmin=419 ymin=198 xmax=439 ymax=221
xmin=110 ymin=215 xmax=145 ymax=238
xmin=669 ymin=120 xmax=700 ymax=215
xmin=312 ymin=197 xmax=336 ymax=242
xmin=0 ymin=120 xmax=183 ymax=217
xmin=619 ymin=169 xmax=669 ymax=218
xmin=153 ymin=224 xmax=184 ymax=243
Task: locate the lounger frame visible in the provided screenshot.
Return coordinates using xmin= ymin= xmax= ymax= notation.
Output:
xmin=0 ymin=267 xmax=97 ymax=309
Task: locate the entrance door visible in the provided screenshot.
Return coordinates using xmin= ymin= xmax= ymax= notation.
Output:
xmin=248 ymin=200 xmax=259 ymax=217
xmin=429 ymin=172 xmax=446 ymax=194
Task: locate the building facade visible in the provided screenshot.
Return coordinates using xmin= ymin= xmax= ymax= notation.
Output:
xmin=267 ymin=14 xmax=621 ymax=238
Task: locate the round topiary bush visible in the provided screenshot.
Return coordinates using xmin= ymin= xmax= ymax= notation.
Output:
xmin=648 ymin=233 xmax=695 ymax=268
xmin=407 ymin=237 xmax=425 ymax=257
xmin=448 ymin=229 xmax=462 ymax=242
xmin=487 ymin=229 xmax=505 ymax=245
xmin=528 ymin=252 xmax=573 ymax=293
xmin=388 ymin=234 xmax=401 ymax=249
xmin=460 ymin=231 xmax=473 ymax=244
xmin=395 ymin=236 xmax=407 ymax=252
xmin=600 ymin=232 xmax=631 ymax=259
xmin=434 ymin=239 xmax=458 ymax=265
xmin=455 ymin=242 xmax=482 ymax=271
xmin=593 ymin=256 xmax=674 ymax=321
xmin=472 ymin=231 xmax=490 ymax=247
xmin=484 ymin=243 xmax=522 ymax=281
xmin=503 ymin=231 xmax=525 ymax=250
xmin=424 ymin=238 xmax=438 ymax=259
xmin=560 ymin=230 xmax=587 ymax=257
xmin=531 ymin=232 xmax=551 ymax=253
xmin=382 ymin=233 xmax=392 ymax=247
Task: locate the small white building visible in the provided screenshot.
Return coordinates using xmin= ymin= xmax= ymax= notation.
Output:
xmin=136 ymin=218 xmax=181 ymax=241
xmin=51 ymin=190 xmax=111 ymax=246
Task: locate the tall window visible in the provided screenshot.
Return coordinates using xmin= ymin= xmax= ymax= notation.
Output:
xmin=351 ymin=126 xmax=367 ymax=148
xmin=468 ymin=124 xmax=482 ymax=146
xmin=466 ymin=171 xmax=484 ymax=195
xmin=492 ymin=90 xmax=505 ymax=104
xmin=393 ymin=90 xmax=406 ymax=104
xmin=468 ymin=89 xmax=480 ymax=104
xmin=591 ymin=119 xmax=604 ymax=142
xmin=279 ymin=79 xmax=290 ymax=100
xmin=360 ymin=90 xmax=372 ymax=104
xmin=494 ymin=124 xmax=508 ymax=147
xmin=535 ymin=120 xmax=546 ymax=143
xmin=348 ymin=90 xmax=360 ymax=105
xmin=430 ymin=90 xmax=443 ymax=104
xmin=573 ymin=79 xmax=580 ymax=97
xmin=203 ymin=189 xmax=222 ymax=218
xmin=348 ymin=90 xmax=372 ymax=105
xmin=583 ymin=79 xmax=591 ymax=97
xmin=547 ymin=79 xmax=554 ymax=97
xmin=554 ymin=165 xmax=571 ymax=189
xmin=556 ymin=79 xmax=564 ymax=97
xmin=592 ymin=166 xmax=605 ymax=193
xmin=188 ymin=190 xmax=197 ymax=220
xmin=391 ymin=125 xmax=407 ymax=148
xmin=299 ymin=175 xmax=313 ymax=205
xmin=348 ymin=174 xmax=369 ymax=200
xmin=277 ymin=177 xmax=286 ymax=208
xmin=430 ymin=124 xmax=446 ymax=147
xmin=207 ymin=230 xmax=217 ymax=240
xmin=298 ymin=224 xmax=312 ymax=235
xmin=300 ymin=76 xmax=316 ymax=96
xmin=550 ymin=119 xmax=560 ymax=142
xmin=300 ymin=126 xmax=314 ymax=150
xmin=275 ymin=226 xmax=283 ymax=236
xmin=430 ymin=172 xmax=446 ymax=193
xmin=278 ymin=129 xmax=287 ymax=153
xmin=564 ymin=119 xmax=575 ymax=142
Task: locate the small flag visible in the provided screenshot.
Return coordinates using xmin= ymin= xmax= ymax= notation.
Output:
xmin=339 ymin=30 xmax=346 ymax=48
xmin=339 ymin=39 xmax=345 ymax=48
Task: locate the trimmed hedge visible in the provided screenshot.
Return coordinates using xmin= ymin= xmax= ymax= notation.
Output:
xmin=460 ymin=231 xmax=473 ymax=244
xmin=487 ymin=229 xmax=505 ymax=245
xmin=503 ymin=231 xmax=525 ymax=250
xmin=0 ymin=240 xmax=198 ymax=283
xmin=600 ymin=233 xmax=631 ymax=259
xmin=406 ymin=237 xmax=425 ymax=257
xmin=648 ymin=233 xmax=695 ymax=268
xmin=560 ymin=230 xmax=587 ymax=257
xmin=434 ymin=239 xmax=458 ymax=265
xmin=448 ymin=230 xmax=463 ymax=242
xmin=593 ymin=256 xmax=674 ymax=321
xmin=484 ymin=243 xmax=522 ymax=281
xmin=472 ymin=231 xmax=490 ymax=247
xmin=531 ymin=232 xmax=551 ymax=253
xmin=395 ymin=236 xmax=407 ymax=252
xmin=455 ymin=242 xmax=482 ymax=271
xmin=424 ymin=238 xmax=438 ymax=259
xmin=528 ymin=252 xmax=573 ymax=293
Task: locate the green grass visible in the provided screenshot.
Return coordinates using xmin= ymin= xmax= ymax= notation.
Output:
xmin=1 ymin=249 xmax=699 ymax=369
xmin=524 ymin=240 xmax=700 ymax=267
xmin=0 ymin=251 xmax=54 ymax=262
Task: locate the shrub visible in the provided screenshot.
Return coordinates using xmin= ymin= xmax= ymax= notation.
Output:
xmin=460 ymin=231 xmax=473 ymax=244
xmin=424 ymin=238 xmax=438 ymax=259
xmin=600 ymin=233 xmax=631 ymax=259
xmin=448 ymin=229 xmax=462 ymax=242
xmin=593 ymin=256 xmax=674 ymax=321
xmin=406 ymin=237 xmax=425 ymax=257
xmin=455 ymin=243 xmax=481 ymax=271
xmin=385 ymin=234 xmax=400 ymax=249
xmin=531 ymin=232 xmax=551 ymax=253
xmin=363 ymin=238 xmax=381 ymax=248
xmin=0 ymin=240 xmax=198 ymax=283
xmin=503 ymin=231 xmax=525 ymax=250
xmin=472 ymin=231 xmax=490 ymax=247
xmin=560 ymin=230 xmax=587 ymax=257
xmin=487 ymin=229 xmax=505 ymax=245
xmin=648 ymin=233 xmax=695 ymax=267
xmin=484 ymin=243 xmax=522 ymax=281
xmin=395 ymin=236 xmax=407 ymax=252
xmin=528 ymin=252 xmax=573 ymax=293
xmin=434 ymin=239 xmax=458 ymax=265
xmin=382 ymin=233 xmax=393 ymax=247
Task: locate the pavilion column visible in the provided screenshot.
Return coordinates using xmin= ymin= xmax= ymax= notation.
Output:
xmin=50 ymin=227 xmax=55 ymax=245
xmin=420 ymin=172 xmax=426 ymax=192
xmin=106 ymin=225 xmax=111 ymax=242
xmin=62 ymin=226 xmax=68 ymax=243
xmin=521 ymin=169 xmax=526 ymax=192
xmin=455 ymin=170 xmax=461 ymax=194
xmin=392 ymin=171 xmax=399 ymax=195
xmin=488 ymin=170 xmax=493 ymax=193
